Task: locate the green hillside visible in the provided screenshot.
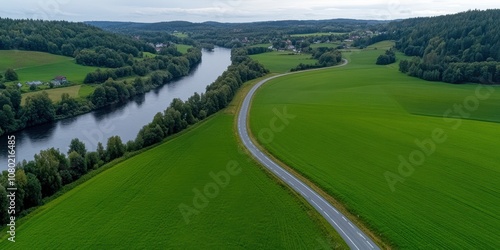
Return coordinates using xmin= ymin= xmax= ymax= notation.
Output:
xmin=0 ymin=50 xmax=98 ymax=85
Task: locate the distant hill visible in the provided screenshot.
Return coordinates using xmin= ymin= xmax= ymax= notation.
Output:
xmin=86 ymin=19 xmax=388 ymax=33
xmin=86 ymin=19 xmax=388 ymax=49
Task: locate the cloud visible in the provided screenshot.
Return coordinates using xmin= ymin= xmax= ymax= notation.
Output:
xmin=0 ymin=0 xmax=498 ymax=22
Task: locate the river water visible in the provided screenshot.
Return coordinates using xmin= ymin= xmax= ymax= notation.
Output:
xmin=1 ymin=47 xmax=232 ymax=170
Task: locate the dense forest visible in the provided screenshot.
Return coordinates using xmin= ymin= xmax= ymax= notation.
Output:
xmin=0 ymin=18 xmax=156 ymax=67
xmin=0 ymin=48 xmax=268 ymax=224
xmin=388 ymin=10 xmax=500 ymax=83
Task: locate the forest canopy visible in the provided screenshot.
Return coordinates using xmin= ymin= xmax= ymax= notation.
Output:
xmin=388 ymin=10 xmax=500 ymax=83
xmin=0 ymin=18 xmax=156 ymax=67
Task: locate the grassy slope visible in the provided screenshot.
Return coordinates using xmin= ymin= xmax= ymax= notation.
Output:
xmin=173 ymin=32 xmax=189 ymax=38
xmin=249 ymin=43 xmax=271 ymax=48
xmin=176 ymin=44 xmax=193 ymax=54
xmin=0 ymin=50 xmax=98 ymax=85
xmin=250 ymin=51 xmax=318 ymax=73
xmin=78 ymin=84 xmax=96 ymax=98
xmin=0 ymin=78 xmax=348 ymax=249
xmin=249 ymin=42 xmax=500 ymax=248
xmin=310 ymin=43 xmax=341 ymax=49
xmin=21 ymin=85 xmax=81 ymax=105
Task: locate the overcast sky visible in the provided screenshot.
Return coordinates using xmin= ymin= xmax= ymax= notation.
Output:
xmin=1 ymin=0 xmax=498 ymax=23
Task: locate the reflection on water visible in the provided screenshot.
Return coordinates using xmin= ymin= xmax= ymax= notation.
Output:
xmin=0 ymin=48 xmax=232 ymax=169
xmin=134 ymin=94 xmax=146 ymax=107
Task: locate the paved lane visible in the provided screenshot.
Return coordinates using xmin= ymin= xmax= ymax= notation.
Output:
xmin=237 ymin=61 xmax=380 ymax=250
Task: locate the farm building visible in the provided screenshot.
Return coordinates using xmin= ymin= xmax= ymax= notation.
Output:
xmin=53 ymin=76 xmax=68 ymax=84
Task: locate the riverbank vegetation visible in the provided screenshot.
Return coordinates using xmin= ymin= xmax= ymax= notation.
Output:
xmin=0 ymin=48 xmax=202 ymax=136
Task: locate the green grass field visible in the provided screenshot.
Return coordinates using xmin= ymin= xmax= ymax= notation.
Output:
xmin=173 ymin=32 xmax=189 ymax=38
xmin=78 ymin=84 xmax=96 ymax=98
xmin=142 ymin=52 xmax=156 ymax=58
xmin=19 ymin=83 xmax=96 ymax=105
xmin=310 ymin=43 xmax=341 ymax=49
xmin=290 ymin=32 xmax=347 ymax=37
xmin=20 ymin=85 xmax=82 ymax=105
xmin=175 ymin=44 xmax=193 ymax=54
xmin=0 ymin=50 xmax=98 ymax=86
xmin=0 ymin=85 xmax=348 ymax=248
xmin=249 ymin=42 xmax=500 ymax=248
xmin=249 ymin=43 xmax=272 ymax=48
xmin=250 ymin=51 xmax=318 ymax=73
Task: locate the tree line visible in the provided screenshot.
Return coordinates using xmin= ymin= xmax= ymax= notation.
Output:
xmin=0 ymin=48 xmax=202 ymax=136
xmin=0 ymin=49 xmax=268 ymax=224
xmin=399 ymin=59 xmax=500 ymax=83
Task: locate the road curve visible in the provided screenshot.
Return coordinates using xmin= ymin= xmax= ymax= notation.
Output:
xmin=237 ymin=60 xmax=380 ymax=250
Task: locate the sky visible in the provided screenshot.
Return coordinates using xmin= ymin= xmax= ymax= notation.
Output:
xmin=1 ymin=0 xmax=498 ymax=23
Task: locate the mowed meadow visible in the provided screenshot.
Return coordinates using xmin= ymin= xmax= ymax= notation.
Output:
xmin=249 ymin=42 xmax=500 ymax=248
xmin=0 ymin=107 xmax=347 ymax=248
xmin=250 ymin=51 xmax=318 ymax=73
xmin=0 ymin=50 xmax=98 ymax=85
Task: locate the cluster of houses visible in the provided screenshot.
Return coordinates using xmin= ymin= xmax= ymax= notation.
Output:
xmin=18 ymin=76 xmax=68 ymax=88
xmin=348 ymin=30 xmax=385 ymax=40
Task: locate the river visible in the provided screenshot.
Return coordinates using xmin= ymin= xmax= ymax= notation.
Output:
xmin=1 ymin=47 xmax=232 ymax=170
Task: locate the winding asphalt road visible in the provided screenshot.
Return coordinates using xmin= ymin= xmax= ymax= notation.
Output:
xmin=237 ymin=60 xmax=380 ymax=250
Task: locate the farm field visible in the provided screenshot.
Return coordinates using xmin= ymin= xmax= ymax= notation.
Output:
xmin=250 ymin=51 xmax=318 ymax=73
xmin=78 ymin=84 xmax=96 ymax=98
xmin=249 ymin=41 xmax=500 ymax=248
xmin=175 ymin=44 xmax=193 ymax=54
xmin=21 ymin=85 xmax=82 ymax=105
xmin=310 ymin=42 xmax=341 ymax=49
xmin=249 ymin=43 xmax=272 ymax=48
xmin=0 ymin=50 xmax=98 ymax=86
xmin=0 ymin=94 xmax=347 ymax=249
